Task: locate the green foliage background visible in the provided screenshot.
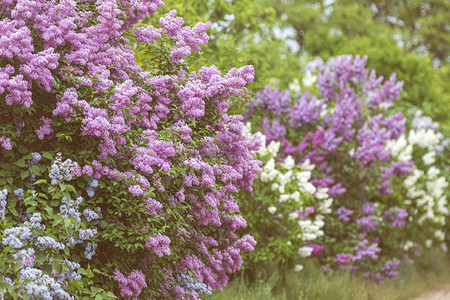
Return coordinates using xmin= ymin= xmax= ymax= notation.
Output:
xmin=136 ymin=0 xmax=449 ymax=133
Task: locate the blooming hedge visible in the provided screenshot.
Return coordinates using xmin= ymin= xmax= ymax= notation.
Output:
xmin=244 ymin=55 xmax=448 ymax=282
xmin=0 ymin=0 xmax=261 ymax=298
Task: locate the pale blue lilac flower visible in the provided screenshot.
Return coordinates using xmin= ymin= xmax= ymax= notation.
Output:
xmin=83 ymin=209 xmax=99 ymax=222
xmin=85 ymin=179 xmax=98 ymax=198
xmin=30 ymin=152 xmax=42 ymax=165
xmin=2 ymin=226 xmax=33 ymax=249
xmin=84 ymin=242 xmax=97 ymax=260
xmin=35 ymin=236 xmax=65 ymax=251
xmin=0 ymin=188 xmax=7 ymax=220
xmin=177 ymin=273 xmax=212 ymax=296
xmin=19 ymin=268 xmax=73 ymax=300
xmin=59 ymin=196 xmax=83 ymax=222
xmin=78 ymin=228 xmax=97 ymax=241
xmin=14 ymin=188 xmax=24 ymax=200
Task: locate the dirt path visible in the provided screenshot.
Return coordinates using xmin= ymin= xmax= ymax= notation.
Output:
xmin=414 ymin=285 xmax=450 ymax=300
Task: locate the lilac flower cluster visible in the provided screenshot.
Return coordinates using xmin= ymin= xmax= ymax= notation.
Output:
xmin=0 ymin=189 xmax=7 ymax=220
xmin=85 ymin=179 xmax=98 ymax=198
xmin=84 ymin=242 xmax=97 ymax=260
xmin=145 ymin=233 xmax=171 ymax=257
xmin=384 ymin=208 xmax=408 ymax=228
xmin=19 ymin=268 xmax=73 ymax=300
xmin=114 ymin=269 xmax=147 ymax=299
xmin=12 ymin=248 xmax=35 ymax=269
xmin=177 ymin=273 xmax=212 ymax=296
xmin=336 ymin=206 xmax=353 ymax=222
xmin=13 ymin=188 xmax=24 ymax=200
xmin=48 ymin=153 xmax=78 ymax=185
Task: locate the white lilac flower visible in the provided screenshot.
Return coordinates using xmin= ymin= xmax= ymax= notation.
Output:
xmin=282 ymin=156 xmax=295 ymax=170
xmin=267 ymin=141 xmax=280 ymax=157
xmin=29 ymin=213 xmax=44 ymax=230
xmin=296 ymin=171 xmax=312 ymax=183
xmin=315 ymin=188 xmax=329 ymax=200
xmin=293 ymin=264 xmax=304 ymax=272
xmin=302 ymin=71 xmax=317 ymax=87
xmin=271 ymin=183 xmax=279 ymax=191
xmin=242 ymin=122 xmax=252 ymax=137
xmin=422 ymin=151 xmax=436 ymax=165
xmin=19 ymin=268 xmax=73 ymax=300
xmin=289 ymin=212 xmax=299 ymax=220
xmin=60 ymin=196 xmax=83 ymax=222
xmin=291 ymin=191 xmax=300 ymax=202
xmin=408 ymin=129 xmax=443 ymax=149
xmin=301 ymin=159 xmax=315 ymax=171
xmin=427 ymin=166 xmax=440 ymax=180
xmin=289 ymin=78 xmax=301 ymax=93
xmin=267 ymin=206 xmax=277 ymax=214
xmin=298 ymin=246 xmax=313 ymax=257
xmin=279 ymin=194 xmax=290 ymax=203
xmin=49 ymin=154 xmax=79 ymax=185
xmin=435 ymin=230 xmax=445 ymax=241
xmin=300 ymin=182 xmax=316 ymax=194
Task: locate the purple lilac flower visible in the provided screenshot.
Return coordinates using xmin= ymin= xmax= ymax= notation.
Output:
xmin=335 ymin=253 xmax=351 ymax=265
xmin=356 ymin=216 xmax=379 ymax=231
xmin=336 ymin=206 xmax=354 ymax=222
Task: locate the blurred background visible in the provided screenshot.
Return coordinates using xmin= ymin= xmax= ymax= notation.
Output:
xmin=146 ymin=0 xmax=449 ymax=137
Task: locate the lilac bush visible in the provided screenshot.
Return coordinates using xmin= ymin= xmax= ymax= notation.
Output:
xmin=245 ymin=55 xmax=424 ymax=281
xmin=386 ymin=110 xmax=449 ymax=253
xmin=0 ymin=0 xmax=260 ymax=298
xmin=237 ymin=123 xmax=333 ymax=278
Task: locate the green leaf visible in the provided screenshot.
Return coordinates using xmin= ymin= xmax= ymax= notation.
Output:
xmin=35 ymin=179 xmax=48 ymax=185
xmin=66 ymin=185 xmax=77 ymax=194
xmin=20 ymin=170 xmax=29 ymax=180
xmin=42 ymin=152 xmax=53 ymax=160
xmin=31 ymin=165 xmax=42 ymax=176
xmin=52 ymin=260 xmax=61 ymax=273
xmin=14 ymin=160 xmax=27 ymax=168
xmin=64 ymin=218 xmax=72 ymax=229
xmin=35 ymin=252 xmax=46 ymax=263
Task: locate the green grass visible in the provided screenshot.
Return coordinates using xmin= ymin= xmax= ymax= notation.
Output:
xmin=206 ymin=248 xmax=450 ymax=300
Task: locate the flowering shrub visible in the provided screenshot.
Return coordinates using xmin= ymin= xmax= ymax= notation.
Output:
xmin=238 ymin=123 xmax=333 ymax=277
xmin=0 ymin=0 xmax=260 ymax=298
xmin=0 ymin=153 xmax=106 ymax=299
xmin=386 ymin=111 xmax=449 ymax=253
xmin=245 ymin=55 xmax=425 ymax=282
